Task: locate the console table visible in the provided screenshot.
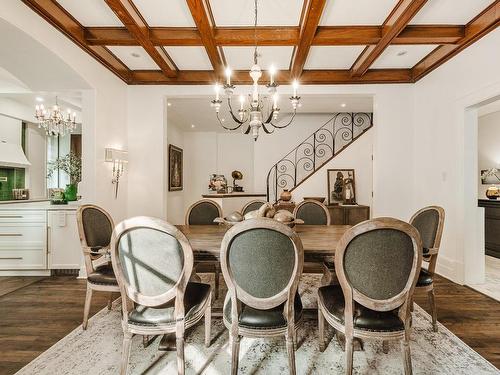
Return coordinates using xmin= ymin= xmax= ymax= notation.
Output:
xmin=478 ymin=199 xmax=500 ymax=259
xmin=327 ymin=204 xmax=370 ymax=225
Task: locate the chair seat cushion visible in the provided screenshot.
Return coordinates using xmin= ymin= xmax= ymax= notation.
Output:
xmin=223 ymin=292 xmax=303 ymax=330
xmin=416 ymin=268 xmax=433 ymax=287
xmin=318 ymin=285 xmax=404 ymax=332
xmin=87 ymin=264 xmax=117 ymax=285
xmin=128 ymin=282 xmax=211 ymax=326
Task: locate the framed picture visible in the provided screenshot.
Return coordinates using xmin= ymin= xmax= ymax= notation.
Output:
xmin=168 ymin=144 xmax=183 ymax=191
xmin=327 ymin=169 xmax=356 ymax=205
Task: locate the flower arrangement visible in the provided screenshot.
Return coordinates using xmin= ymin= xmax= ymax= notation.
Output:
xmin=47 ymin=152 xmax=82 ymax=184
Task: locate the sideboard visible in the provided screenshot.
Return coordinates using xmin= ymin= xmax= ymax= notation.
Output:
xmin=327 ymin=204 xmax=370 ymax=225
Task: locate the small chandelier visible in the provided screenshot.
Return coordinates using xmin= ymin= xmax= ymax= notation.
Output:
xmin=211 ymin=0 xmax=300 ymax=141
xmin=34 ymin=97 xmax=77 ymax=136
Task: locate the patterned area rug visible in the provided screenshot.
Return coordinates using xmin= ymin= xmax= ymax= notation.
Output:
xmin=16 ymin=274 xmax=499 ymax=375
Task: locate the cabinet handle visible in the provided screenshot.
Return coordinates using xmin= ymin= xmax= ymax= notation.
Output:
xmin=0 ymin=215 xmax=23 ymax=219
xmin=0 ymin=233 xmax=23 ymax=237
xmin=0 ymin=257 xmax=23 ymax=260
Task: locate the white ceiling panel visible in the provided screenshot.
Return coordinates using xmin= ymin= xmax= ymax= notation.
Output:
xmin=164 ymin=47 xmax=213 ymax=70
xmin=411 ymin=0 xmax=495 ymax=25
xmin=320 ymin=0 xmax=399 ymax=25
xmin=223 ymin=46 xmax=294 ymax=70
xmin=107 ymin=46 xmax=160 ymax=70
xmin=371 ymin=45 xmax=438 ymax=69
xmin=132 ymin=0 xmax=195 ymax=26
xmin=209 ymin=0 xmax=304 ymax=26
xmin=57 ymin=0 xmax=122 ymax=26
xmin=305 ymin=46 xmax=366 ymax=69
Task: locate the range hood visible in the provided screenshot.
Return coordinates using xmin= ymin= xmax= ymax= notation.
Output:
xmin=0 ymin=141 xmax=31 ymax=168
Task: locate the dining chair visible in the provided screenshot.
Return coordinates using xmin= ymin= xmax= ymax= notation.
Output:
xmin=185 ymin=199 xmax=223 ymax=299
xmin=220 ymin=218 xmax=304 ymax=375
xmin=111 ymin=216 xmax=212 ymax=375
xmin=409 ymin=206 xmax=445 ymax=332
xmin=317 ymin=218 xmax=422 ymax=375
xmin=76 ymin=204 xmax=119 ymax=330
xmin=293 ymin=199 xmax=331 ymax=225
xmin=241 ymin=199 xmax=267 ymax=216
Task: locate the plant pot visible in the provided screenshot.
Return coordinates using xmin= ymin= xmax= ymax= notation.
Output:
xmin=65 ymin=184 xmax=78 ymax=201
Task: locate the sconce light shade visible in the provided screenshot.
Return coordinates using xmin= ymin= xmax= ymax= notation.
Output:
xmin=105 ymin=148 xmax=128 ymax=163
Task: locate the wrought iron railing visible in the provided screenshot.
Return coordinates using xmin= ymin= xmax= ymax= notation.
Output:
xmin=266 ymin=112 xmax=373 ymax=202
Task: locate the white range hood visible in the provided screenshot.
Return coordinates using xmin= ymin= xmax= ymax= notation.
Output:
xmin=0 ymin=141 xmax=31 ymax=168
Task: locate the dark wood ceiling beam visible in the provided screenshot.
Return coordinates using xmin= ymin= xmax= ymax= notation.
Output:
xmin=130 ymin=68 xmax=412 ymax=85
xmin=394 ymin=25 xmax=464 ymax=44
xmin=104 ymin=0 xmax=176 ymax=77
xmin=291 ymin=0 xmax=327 ymax=78
xmin=21 ymin=0 xmax=131 ymax=83
xmin=351 ymin=0 xmax=428 ymax=77
xmin=185 ymin=0 xmax=224 ymax=73
xmin=412 ymin=2 xmax=500 ymax=81
xmin=215 ymin=27 xmax=300 ymax=46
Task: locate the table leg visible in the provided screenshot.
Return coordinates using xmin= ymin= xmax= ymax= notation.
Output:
xmin=158 ymin=334 xmax=177 ymax=351
xmin=189 ymin=265 xmax=202 ymax=283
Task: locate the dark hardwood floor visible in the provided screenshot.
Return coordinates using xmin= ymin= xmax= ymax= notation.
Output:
xmin=0 ymin=274 xmax=498 ymax=374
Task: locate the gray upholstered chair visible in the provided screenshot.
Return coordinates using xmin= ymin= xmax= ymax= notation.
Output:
xmin=185 ymin=199 xmax=223 ymax=299
xmin=293 ymin=199 xmax=331 ymax=225
xmin=409 ymin=206 xmax=445 ymax=332
xmin=241 ymin=199 xmax=267 ymax=216
xmin=76 ymin=204 xmax=120 ymax=330
xmin=111 ymin=216 xmax=212 ymax=375
xmin=318 ymin=218 xmax=422 ymax=375
xmin=220 ymin=218 xmax=304 ymax=375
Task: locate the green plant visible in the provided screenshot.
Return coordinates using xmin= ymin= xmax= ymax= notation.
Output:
xmin=47 ymin=152 xmax=82 ymax=184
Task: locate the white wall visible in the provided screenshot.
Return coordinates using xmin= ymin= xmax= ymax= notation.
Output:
xmin=25 ymin=123 xmax=46 ymax=198
xmin=478 ymin=110 xmax=500 ymax=198
xmin=0 ymin=114 xmax=21 ymax=144
xmin=413 ymin=29 xmax=500 ymax=283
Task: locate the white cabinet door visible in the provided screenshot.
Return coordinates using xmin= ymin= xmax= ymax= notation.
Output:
xmin=47 ymin=210 xmax=82 ymax=269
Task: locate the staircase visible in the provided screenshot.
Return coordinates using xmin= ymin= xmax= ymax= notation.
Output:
xmin=266 ymin=112 xmax=373 ymax=203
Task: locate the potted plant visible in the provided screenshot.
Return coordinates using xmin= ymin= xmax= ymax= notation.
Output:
xmin=47 ymin=152 xmax=82 ymax=201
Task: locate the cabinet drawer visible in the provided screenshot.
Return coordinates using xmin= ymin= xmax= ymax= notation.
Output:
xmin=0 ymin=210 xmax=46 ymax=223
xmin=0 ymin=224 xmax=46 ymax=248
xmin=0 ymin=248 xmax=46 ymax=269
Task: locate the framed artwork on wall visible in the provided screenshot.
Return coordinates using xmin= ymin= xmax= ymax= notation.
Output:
xmin=168 ymin=144 xmax=183 ymax=191
xmin=327 ymin=169 xmax=356 ymax=205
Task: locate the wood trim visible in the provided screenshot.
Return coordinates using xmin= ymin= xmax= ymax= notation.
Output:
xmin=291 ymin=0 xmax=327 ymax=77
xmin=350 ymin=0 xmax=429 ymax=77
xmin=412 ymin=2 xmax=500 ymax=81
xmin=21 ymin=0 xmax=132 ymax=83
xmin=185 ymin=0 xmax=224 ymax=74
xmin=103 ymin=0 xmax=177 ymax=77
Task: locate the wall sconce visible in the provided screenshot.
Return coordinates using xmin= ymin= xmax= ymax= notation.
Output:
xmin=105 ymin=148 xmax=128 ymax=198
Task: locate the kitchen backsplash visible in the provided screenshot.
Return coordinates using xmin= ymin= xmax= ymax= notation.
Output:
xmin=0 ymin=167 xmax=25 ymax=200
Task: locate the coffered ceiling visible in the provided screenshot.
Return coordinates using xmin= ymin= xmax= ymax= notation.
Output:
xmin=22 ymin=0 xmax=499 ymax=85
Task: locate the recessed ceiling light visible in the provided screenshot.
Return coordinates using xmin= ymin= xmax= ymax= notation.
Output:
xmin=167 ymin=102 xmax=172 ymax=106
xmin=35 ymin=97 xmax=44 ymax=102
xmin=340 ymin=103 xmax=346 ymax=108
xmin=221 ymin=118 xmax=225 ymax=122
xmin=397 ymin=50 xmax=407 ymax=57
xmin=191 ymin=124 xmax=195 ymax=128
xmin=131 ymin=52 xmax=141 ymax=58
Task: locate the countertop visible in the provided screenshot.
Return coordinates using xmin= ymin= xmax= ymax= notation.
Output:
xmin=202 ymin=192 xmax=266 ymax=198
xmin=0 ymin=200 xmax=81 ymax=210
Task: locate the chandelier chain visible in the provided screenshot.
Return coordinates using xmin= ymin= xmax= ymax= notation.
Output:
xmin=253 ymin=0 xmax=258 ymax=65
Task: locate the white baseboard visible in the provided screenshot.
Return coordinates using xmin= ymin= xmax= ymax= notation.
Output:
xmin=0 ymin=270 xmax=51 ymax=276
xmin=436 ymin=255 xmax=462 ymax=284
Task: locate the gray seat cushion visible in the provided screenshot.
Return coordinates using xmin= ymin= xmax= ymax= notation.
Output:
xmin=87 ymin=264 xmax=117 ymax=285
xmin=318 ymin=285 xmax=404 ymax=332
xmin=128 ymin=282 xmax=211 ymax=326
xmin=416 ymin=268 xmax=433 ymax=287
xmin=224 ymin=292 xmax=303 ymax=330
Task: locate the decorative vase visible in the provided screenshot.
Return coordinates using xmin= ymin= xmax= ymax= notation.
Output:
xmin=65 ymin=183 xmax=78 ymax=201
xmin=280 ymin=189 xmax=292 ymax=202
xmin=486 ymin=186 xmax=500 ymax=200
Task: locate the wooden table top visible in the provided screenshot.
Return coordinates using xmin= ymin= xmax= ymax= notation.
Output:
xmin=176 ymin=224 xmax=351 ymax=259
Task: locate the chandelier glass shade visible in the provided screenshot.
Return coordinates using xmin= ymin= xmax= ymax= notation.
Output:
xmin=211 ymin=0 xmax=300 ymax=141
xmin=34 ymin=98 xmax=77 ymax=137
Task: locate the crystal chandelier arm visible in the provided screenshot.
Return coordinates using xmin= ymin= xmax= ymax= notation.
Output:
xmin=216 ymin=111 xmax=244 ymax=131
xmin=267 ymin=110 xmax=297 ymax=129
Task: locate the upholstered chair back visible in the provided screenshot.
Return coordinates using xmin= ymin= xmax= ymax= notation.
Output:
xmin=221 ymin=218 xmax=304 ymax=310
xmin=80 ymin=205 xmax=113 ymax=249
xmin=336 ymin=218 xmax=422 ymax=313
xmin=111 ymin=216 xmax=193 ymax=308
xmin=241 ymin=200 xmax=267 ymax=216
xmin=294 ymin=200 xmax=331 ymax=225
xmin=410 ymin=206 xmax=444 ymax=251
xmin=186 ymin=199 xmax=222 ymax=225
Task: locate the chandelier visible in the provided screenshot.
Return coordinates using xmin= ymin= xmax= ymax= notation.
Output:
xmin=34 ymin=97 xmax=77 ymax=136
xmin=211 ymin=0 xmax=300 ymax=141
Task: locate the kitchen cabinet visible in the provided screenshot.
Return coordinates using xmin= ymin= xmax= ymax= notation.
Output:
xmin=48 ymin=210 xmax=82 ymax=269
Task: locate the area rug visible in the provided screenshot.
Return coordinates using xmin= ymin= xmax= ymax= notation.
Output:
xmin=16 ymin=274 xmax=499 ymax=375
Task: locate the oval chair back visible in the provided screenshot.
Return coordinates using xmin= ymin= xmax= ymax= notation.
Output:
xmin=241 ymin=200 xmax=267 ymax=216
xmin=111 ymin=216 xmax=193 ymax=310
xmin=221 ymin=218 xmax=304 ymax=313
xmin=335 ymin=218 xmax=422 ymax=324
xmin=409 ymin=206 xmax=445 ymax=274
xmin=294 ymin=200 xmax=331 ymax=225
xmin=185 ymin=199 xmax=223 ymax=225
